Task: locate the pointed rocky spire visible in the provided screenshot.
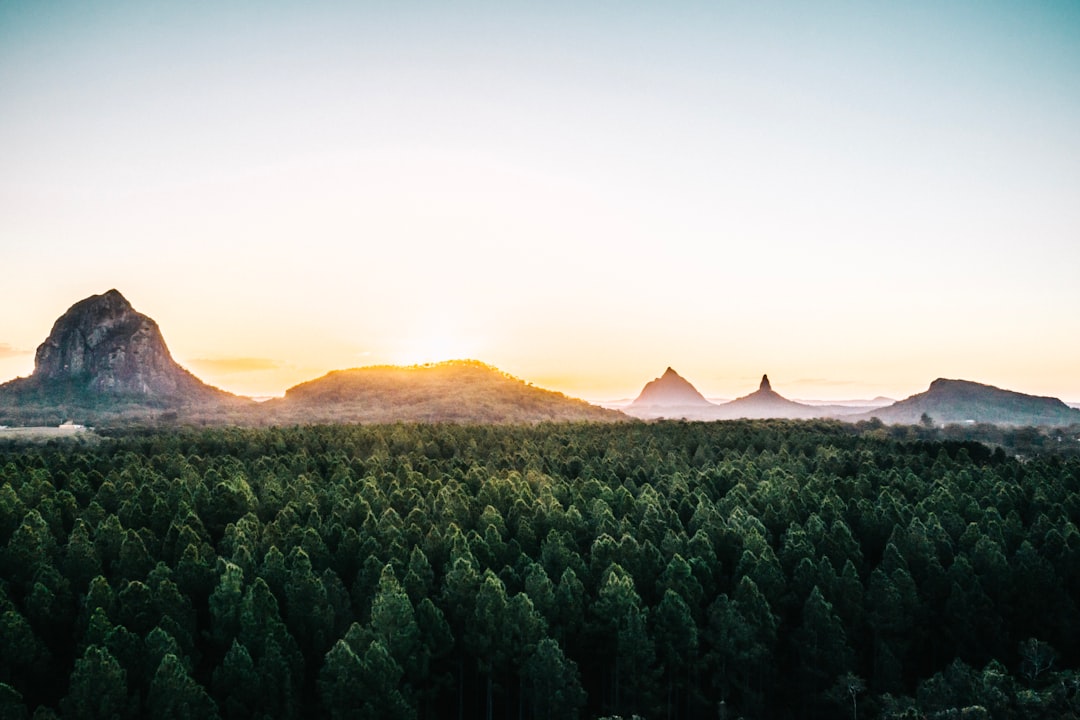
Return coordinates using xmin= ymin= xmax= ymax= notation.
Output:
xmin=759 ymin=374 xmax=771 ymax=392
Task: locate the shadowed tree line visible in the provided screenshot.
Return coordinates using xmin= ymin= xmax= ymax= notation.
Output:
xmin=2 ymin=420 xmax=1080 ymax=719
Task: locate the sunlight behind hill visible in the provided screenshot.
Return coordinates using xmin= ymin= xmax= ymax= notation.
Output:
xmin=262 ymin=360 xmax=626 ymax=425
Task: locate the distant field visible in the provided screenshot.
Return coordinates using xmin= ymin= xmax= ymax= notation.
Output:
xmin=0 ymin=426 xmax=98 ymax=441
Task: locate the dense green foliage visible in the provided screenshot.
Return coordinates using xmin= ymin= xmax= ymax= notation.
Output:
xmin=264 ymin=361 xmax=624 ymax=424
xmin=0 ymin=360 xmax=624 ymax=427
xmin=2 ymin=420 xmax=1079 ymax=719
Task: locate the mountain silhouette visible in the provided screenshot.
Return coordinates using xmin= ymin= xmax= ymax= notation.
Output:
xmin=626 ymin=371 xmax=847 ymax=420
xmin=263 ymin=360 xmax=625 ymax=424
xmin=861 ymin=378 xmax=1080 ymax=426
xmin=0 ymin=291 xmax=625 ymax=426
xmin=5 ymin=292 xmax=1078 ymax=429
xmin=622 ymin=367 xmax=721 ymax=419
xmin=710 ymin=374 xmax=822 ymax=420
xmin=630 ymin=367 xmax=713 ymax=407
xmin=0 ymin=290 xmax=247 ymax=425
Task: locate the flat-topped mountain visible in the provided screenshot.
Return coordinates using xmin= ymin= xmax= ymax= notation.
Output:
xmin=863 ymin=378 xmax=1080 ymax=426
xmin=0 ymin=290 xmax=248 ymax=425
xmin=263 ymin=360 xmax=626 ymax=424
xmin=711 ymin=374 xmax=822 ymax=420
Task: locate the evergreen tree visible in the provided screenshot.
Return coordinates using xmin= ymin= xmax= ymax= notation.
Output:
xmin=523 ymin=638 xmax=586 ymax=720
xmin=148 ymin=654 xmax=219 ymax=720
xmin=61 ymin=645 xmax=130 ymax=720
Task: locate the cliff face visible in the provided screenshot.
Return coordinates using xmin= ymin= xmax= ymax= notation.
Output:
xmin=0 ymin=290 xmax=248 ymax=425
xmin=32 ymin=289 xmax=202 ymax=396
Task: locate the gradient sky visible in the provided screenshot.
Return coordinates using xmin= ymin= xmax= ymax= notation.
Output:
xmin=2 ymin=1 xmax=1079 ymax=402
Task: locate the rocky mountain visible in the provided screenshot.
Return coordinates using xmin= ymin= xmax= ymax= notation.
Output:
xmin=262 ymin=360 xmax=626 ymax=424
xmin=9 ymin=291 xmax=1075 ymax=430
xmin=626 ymin=371 xmax=833 ymax=423
xmin=625 ymin=371 xmax=842 ymax=421
xmin=861 ymin=378 xmax=1080 ymax=426
xmin=710 ymin=374 xmax=822 ymax=420
xmin=626 ymin=367 xmax=714 ymax=413
xmin=623 ymin=367 xmax=724 ymax=420
xmin=0 ymin=290 xmax=248 ymax=425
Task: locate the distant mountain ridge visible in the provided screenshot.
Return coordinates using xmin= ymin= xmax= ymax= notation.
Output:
xmin=859 ymin=378 xmax=1080 ymax=427
xmin=264 ymin=360 xmax=624 ymax=424
xmin=625 ymin=371 xmax=839 ymax=421
xmin=0 ymin=291 xmax=623 ymax=426
xmin=623 ymin=368 xmax=1079 ymax=426
xmin=3 ymin=291 xmax=1078 ymax=428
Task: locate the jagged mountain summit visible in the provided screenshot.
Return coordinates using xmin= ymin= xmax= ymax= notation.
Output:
xmin=263 ymin=360 xmax=626 ymax=424
xmin=862 ymin=378 xmax=1080 ymax=426
xmin=711 ymin=374 xmax=822 ymax=420
xmin=0 ymin=290 xmax=247 ymax=424
xmin=32 ymin=289 xmax=214 ymax=397
xmin=625 ymin=371 xmax=832 ymax=420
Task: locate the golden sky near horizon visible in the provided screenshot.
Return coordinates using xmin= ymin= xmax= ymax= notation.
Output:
xmin=2 ymin=2 xmax=1079 ymax=402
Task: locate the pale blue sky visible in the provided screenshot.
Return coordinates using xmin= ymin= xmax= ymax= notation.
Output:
xmin=2 ymin=1 xmax=1078 ymax=400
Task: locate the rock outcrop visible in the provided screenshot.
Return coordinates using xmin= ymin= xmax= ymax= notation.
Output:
xmin=31 ymin=289 xmax=213 ymax=398
xmin=0 ymin=290 xmax=247 ymax=424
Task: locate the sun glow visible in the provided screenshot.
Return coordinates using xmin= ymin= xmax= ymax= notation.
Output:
xmin=389 ymin=327 xmax=480 ymax=367
xmin=1 ymin=3 xmax=1079 ymax=402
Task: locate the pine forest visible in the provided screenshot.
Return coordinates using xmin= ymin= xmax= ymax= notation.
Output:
xmin=2 ymin=420 xmax=1080 ymax=719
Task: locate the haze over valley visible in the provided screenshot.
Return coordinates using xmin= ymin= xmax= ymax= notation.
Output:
xmin=3 ymin=4 xmax=1080 ymax=719
xmin=2 ymin=290 xmax=1078 ymax=431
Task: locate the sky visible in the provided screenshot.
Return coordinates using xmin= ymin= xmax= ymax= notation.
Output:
xmin=2 ymin=1 xmax=1079 ymax=402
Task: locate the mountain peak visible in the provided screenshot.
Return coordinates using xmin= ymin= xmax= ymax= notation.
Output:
xmin=868 ymin=377 xmax=1080 ymax=426
xmin=710 ymin=373 xmax=819 ymax=420
xmin=60 ymin=289 xmax=135 ymax=325
xmin=100 ymin=288 xmax=130 ymax=304
xmin=28 ymin=290 xmax=221 ymax=400
xmin=630 ymin=367 xmax=713 ymax=408
xmin=273 ymin=361 xmax=624 ymax=424
xmin=0 ymin=289 xmax=251 ymax=425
